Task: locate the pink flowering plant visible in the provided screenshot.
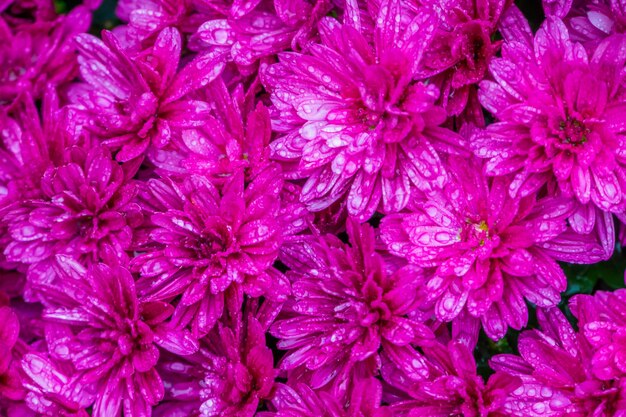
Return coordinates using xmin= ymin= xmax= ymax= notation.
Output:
xmin=4 ymin=0 xmax=626 ymax=415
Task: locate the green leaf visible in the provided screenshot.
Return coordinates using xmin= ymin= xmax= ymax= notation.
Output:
xmin=91 ymin=0 xmax=120 ymax=34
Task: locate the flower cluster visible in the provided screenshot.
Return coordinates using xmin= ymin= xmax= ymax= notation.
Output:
xmin=2 ymin=0 xmax=626 ymax=415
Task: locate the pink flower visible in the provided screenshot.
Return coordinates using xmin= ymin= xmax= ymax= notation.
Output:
xmin=70 ymin=27 xmax=226 ymax=162
xmin=132 ymin=166 xmax=290 ymax=336
xmin=0 ymin=304 xmax=29 ymax=414
xmin=415 ymin=0 xmax=510 ymax=116
xmin=36 ymin=256 xmax=198 ymax=417
xmin=0 ymin=88 xmax=75 ymax=201
xmin=2 ymin=144 xmax=142 ymax=297
xmin=0 ymin=306 xmax=24 ymax=402
xmin=258 ymin=377 xmax=391 ymax=417
xmin=542 ymin=0 xmax=574 ymax=18
xmin=0 ymin=91 xmax=80 ymax=271
xmin=192 ymin=0 xmax=330 ymax=67
xmin=0 ymin=6 xmax=90 ymax=104
xmin=271 ymin=219 xmax=434 ymax=391
xmin=114 ymin=0 xmax=215 ymax=52
xmin=157 ymin=302 xmax=277 ymax=417
xmin=263 ymin=0 xmax=466 ymax=220
xmin=180 ymin=78 xmax=274 ymax=183
xmin=0 ymin=401 xmax=34 ymax=417
xmin=570 ymin=289 xmax=626 ymax=381
xmin=544 ymin=0 xmax=626 ymax=48
xmin=491 ymin=307 xmax=625 ymax=416
xmin=1 ymin=0 xmax=57 ymax=25
xmin=21 ymin=353 xmax=92 ymax=417
xmin=385 ymin=341 xmax=521 ymax=416
xmin=380 ymin=156 xmax=603 ymax=340
xmin=474 ymin=14 xmax=626 ymax=240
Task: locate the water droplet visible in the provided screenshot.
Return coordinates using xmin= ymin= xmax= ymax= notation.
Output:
xmin=213 ymin=29 xmax=229 ymax=44
xmin=29 ymin=357 xmax=46 ymax=374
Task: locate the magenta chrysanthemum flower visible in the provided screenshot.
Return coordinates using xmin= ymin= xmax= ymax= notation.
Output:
xmin=415 ymin=0 xmax=509 ymax=116
xmin=157 ymin=304 xmax=276 ymax=417
xmin=36 ymin=256 xmax=198 ymax=417
xmin=0 ymin=6 xmax=90 ymax=104
xmin=258 ymin=377 xmax=391 ymax=417
xmin=192 ymin=0 xmax=330 ymax=67
xmin=20 ymin=353 xmax=93 ymax=416
xmin=474 ymin=15 xmax=626 ymax=238
xmin=385 ymin=341 xmax=521 ymax=416
xmin=0 ymin=90 xmax=77 ymax=270
xmin=0 ymin=90 xmax=73 ymax=206
xmin=180 ymin=78 xmax=274 ymax=182
xmin=114 ymin=0 xmax=214 ymax=51
xmin=272 ymin=219 xmax=434 ymax=390
xmin=0 ymin=306 xmax=24 ymax=403
xmin=1 ymin=0 xmax=57 ymax=25
xmin=70 ymin=27 xmax=225 ymax=162
xmin=543 ymin=0 xmax=626 ymax=47
xmin=132 ymin=166 xmax=289 ymax=336
xmin=491 ymin=306 xmax=626 ymax=416
xmin=263 ymin=0 xmax=466 ymax=219
xmin=570 ymin=288 xmax=626 ymax=381
xmin=7 ymin=0 xmax=626 ymax=415
xmin=2 ymin=144 xmax=142 ymax=296
xmin=542 ymin=0 xmax=575 ymax=18
xmin=381 ymin=156 xmax=603 ymax=340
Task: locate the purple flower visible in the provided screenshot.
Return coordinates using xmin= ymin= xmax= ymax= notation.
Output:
xmin=0 ymin=90 xmax=73 ymax=207
xmin=491 ymin=307 xmax=625 ymax=416
xmin=272 ymin=219 xmax=434 ymax=391
xmin=416 ymin=0 xmax=509 ymax=116
xmin=6 ymin=1 xmax=626 ymax=415
xmin=544 ymin=0 xmax=626 ymax=48
xmin=157 ymin=303 xmax=276 ymax=417
xmin=0 ymin=91 xmax=79 ymax=271
xmin=263 ymin=0 xmax=466 ymax=220
xmin=192 ymin=0 xmax=330 ymax=67
xmin=385 ymin=341 xmax=521 ymax=416
xmin=132 ymin=166 xmax=289 ymax=336
xmin=0 ymin=6 xmax=90 ymax=104
xmin=70 ymin=27 xmax=226 ymax=162
xmin=21 ymin=353 xmax=92 ymax=417
xmin=2 ymin=144 xmax=142 ymax=297
xmin=0 ymin=306 xmax=23 ymax=402
xmin=258 ymin=377 xmax=391 ymax=417
xmin=1 ymin=0 xmax=57 ymax=25
xmin=570 ymin=289 xmax=626 ymax=381
xmin=36 ymin=256 xmax=198 ymax=417
xmin=115 ymin=0 xmax=214 ymax=51
xmin=542 ymin=0 xmax=574 ymax=18
xmin=474 ymin=14 xmax=626 ymax=243
xmin=381 ymin=156 xmax=602 ymax=340
xmin=180 ymin=78 xmax=274 ymax=182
